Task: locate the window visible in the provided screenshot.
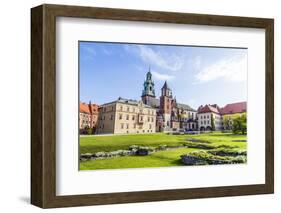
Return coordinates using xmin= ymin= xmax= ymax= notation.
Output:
xmin=127 ymin=107 xmax=129 ymax=112
xmin=121 ymin=123 xmax=124 ymax=129
xmin=204 ymin=115 xmax=206 ymax=119
xmin=148 ymin=117 xmax=150 ymax=122
xmin=126 ymin=114 xmax=129 ymax=120
xmin=204 ymin=121 xmax=206 ymax=125
xmin=132 ymin=115 xmax=135 ymax=120
xmin=151 ymin=117 xmax=154 ymax=122
xmin=126 ymin=124 xmax=129 ymax=129
xmin=140 ymin=116 xmax=143 ymax=121
xmin=119 ymin=114 xmax=122 ymax=120
xmin=110 ymin=114 xmax=113 ymax=120
xmin=149 ymin=124 xmax=152 ymax=129
xmin=102 ymin=124 xmax=104 ymax=129
xmin=120 ymin=105 xmax=123 ymax=111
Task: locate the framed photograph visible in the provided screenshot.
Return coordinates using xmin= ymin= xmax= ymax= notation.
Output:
xmin=31 ymin=4 xmax=274 ymax=208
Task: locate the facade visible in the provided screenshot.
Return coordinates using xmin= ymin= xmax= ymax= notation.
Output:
xmin=96 ymin=97 xmax=156 ymax=134
xmin=79 ymin=69 xmax=247 ymax=134
xmin=197 ymin=102 xmax=247 ymax=131
xmin=141 ymin=70 xmax=197 ymax=132
xmin=220 ymin=102 xmax=247 ymax=130
xmin=79 ymin=102 xmax=99 ymax=132
xmin=197 ymin=104 xmax=222 ymax=131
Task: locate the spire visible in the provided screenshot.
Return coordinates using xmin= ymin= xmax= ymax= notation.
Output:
xmin=142 ymin=67 xmax=155 ymax=97
xmin=162 ymin=81 xmax=170 ymax=89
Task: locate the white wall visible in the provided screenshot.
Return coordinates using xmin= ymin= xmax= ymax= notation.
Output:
xmin=0 ymin=0 xmax=279 ymax=212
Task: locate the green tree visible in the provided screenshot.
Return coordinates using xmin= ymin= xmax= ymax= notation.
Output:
xmin=232 ymin=114 xmax=247 ymax=134
xmin=211 ymin=114 xmax=215 ymax=131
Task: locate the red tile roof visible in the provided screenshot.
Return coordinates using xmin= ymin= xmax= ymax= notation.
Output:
xmin=220 ymin=102 xmax=247 ymax=115
xmin=197 ymin=104 xmax=220 ymax=114
xmin=80 ymin=102 xmax=90 ymax=114
xmin=80 ymin=102 xmax=100 ymax=114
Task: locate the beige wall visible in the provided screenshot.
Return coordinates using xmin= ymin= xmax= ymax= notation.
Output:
xmin=96 ymin=102 xmax=156 ymax=134
xmin=79 ymin=112 xmax=91 ymax=129
xmin=96 ymin=103 xmax=116 ymax=134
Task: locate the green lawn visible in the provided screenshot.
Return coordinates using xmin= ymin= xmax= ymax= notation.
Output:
xmin=79 ymin=132 xmax=247 ymax=170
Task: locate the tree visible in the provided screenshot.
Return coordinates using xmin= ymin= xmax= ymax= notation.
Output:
xmin=211 ymin=114 xmax=215 ymax=131
xmin=232 ymin=114 xmax=247 ymax=134
xmin=222 ymin=116 xmax=231 ymax=130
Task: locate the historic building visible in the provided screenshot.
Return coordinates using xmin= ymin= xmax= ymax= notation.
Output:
xmin=197 ymin=102 xmax=247 ymax=131
xmin=220 ymin=102 xmax=247 ymax=130
xmin=96 ymin=97 xmax=156 ymax=134
xmin=79 ymin=102 xmax=99 ymax=132
xmin=197 ymin=104 xmax=222 ymax=131
xmin=79 ymin=69 xmax=247 ymax=134
xmin=141 ymin=70 xmax=197 ymax=132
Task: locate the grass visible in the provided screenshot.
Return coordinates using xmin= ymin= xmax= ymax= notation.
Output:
xmin=79 ymin=132 xmax=247 ymax=170
xmin=80 ymin=148 xmax=197 ymax=170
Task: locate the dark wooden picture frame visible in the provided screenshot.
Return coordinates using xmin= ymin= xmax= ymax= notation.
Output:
xmin=31 ymin=4 xmax=274 ymax=208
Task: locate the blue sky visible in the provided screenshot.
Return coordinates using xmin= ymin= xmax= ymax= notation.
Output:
xmin=79 ymin=41 xmax=247 ymax=109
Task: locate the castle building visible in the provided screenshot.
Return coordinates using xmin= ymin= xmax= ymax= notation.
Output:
xmin=79 ymin=69 xmax=247 ymax=135
xmin=96 ymin=97 xmax=156 ymax=134
xmin=197 ymin=102 xmax=247 ymax=131
xmin=79 ymin=101 xmax=99 ymax=132
xmin=141 ymin=70 xmax=197 ymax=132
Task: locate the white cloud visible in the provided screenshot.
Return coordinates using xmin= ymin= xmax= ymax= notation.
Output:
xmin=124 ymin=45 xmax=185 ymax=72
xmin=195 ymin=55 xmax=247 ymax=83
xmin=151 ymin=71 xmax=175 ymax=81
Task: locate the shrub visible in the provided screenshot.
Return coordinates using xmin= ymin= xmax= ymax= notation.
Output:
xmin=86 ymin=128 xmax=93 ymax=135
xmin=208 ymin=148 xmax=247 ymax=157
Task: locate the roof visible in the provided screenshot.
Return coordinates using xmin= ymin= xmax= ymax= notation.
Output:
xmin=80 ymin=102 xmax=90 ymax=114
xmin=197 ymin=104 xmax=220 ymax=114
xmin=144 ymin=97 xmax=195 ymax=111
xmin=148 ymin=98 xmax=160 ymax=108
xmin=103 ymin=97 xmax=154 ymax=109
xmin=161 ymin=81 xmax=171 ymax=90
xmin=220 ymin=102 xmax=247 ymax=115
xmin=177 ymin=103 xmax=196 ymax=112
xmin=80 ymin=102 xmax=99 ymax=114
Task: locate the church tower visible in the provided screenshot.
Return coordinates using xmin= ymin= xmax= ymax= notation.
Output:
xmin=141 ymin=67 xmax=156 ymax=105
xmin=160 ymin=81 xmax=173 ymax=128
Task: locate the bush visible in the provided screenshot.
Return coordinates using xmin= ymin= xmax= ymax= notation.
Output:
xmin=208 ymin=148 xmax=247 ymax=157
xmin=86 ymin=128 xmax=93 ymax=135
xmin=181 ymin=150 xmax=247 ymax=165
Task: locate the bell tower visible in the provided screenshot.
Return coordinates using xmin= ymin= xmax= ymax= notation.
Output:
xmin=160 ymin=81 xmax=172 ymax=128
xmin=141 ymin=67 xmax=156 ymax=105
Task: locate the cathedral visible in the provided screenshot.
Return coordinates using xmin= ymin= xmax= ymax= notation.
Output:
xmin=141 ymin=69 xmax=197 ymax=132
